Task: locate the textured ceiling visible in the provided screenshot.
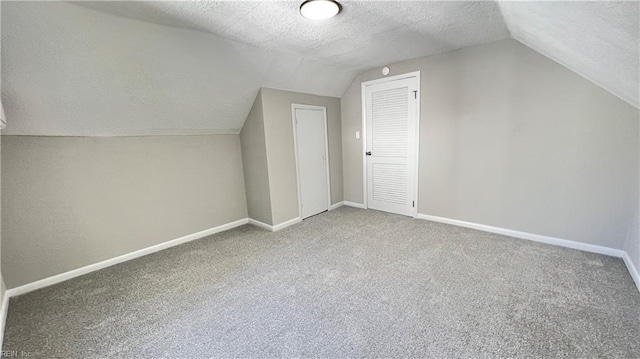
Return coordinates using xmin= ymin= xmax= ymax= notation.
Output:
xmin=72 ymin=0 xmax=511 ymax=71
xmin=1 ymin=1 xmax=637 ymax=136
xmin=499 ymin=1 xmax=639 ymax=109
xmin=72 ymin=0 xmax=640 ymax=108
xmin=1 ymin=1 xmax=355 ymax=135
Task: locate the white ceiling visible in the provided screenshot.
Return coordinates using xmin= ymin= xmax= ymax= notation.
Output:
xmin=499 ymin=1 xmax=639 ymax=109
xmin=71 ymin=0 xmax=640 ymax=108
xmin=1 ymin=1 xmax=637 ymax=136
xmin=72 ymin=0 xmax=511 ymax=71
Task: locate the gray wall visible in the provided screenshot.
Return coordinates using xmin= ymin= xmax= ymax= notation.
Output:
xmin=1 ymin=3 xmax=5 ymax=303
xmin=261 ymin=88 xmax=343 ymax=225
xmin=625 ymin=199 xmax=639 ymax=280
xmin=625 ymin=129 xmax=640 ymax=279
xmin=2 ymin=135 xmax=248 ymax=288
xmin=342 ymin=39 xmax=639 ymax=249
xmin=0 ymin=134 xmax=4 ymax=300
xmin=240 ymin=91 xmax=273 ymax=225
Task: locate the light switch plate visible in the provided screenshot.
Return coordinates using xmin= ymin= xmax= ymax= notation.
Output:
xmin=356 ymin=131 xmax=360 ymax=139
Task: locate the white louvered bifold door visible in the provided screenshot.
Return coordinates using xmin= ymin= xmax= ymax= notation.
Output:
xmin=365 ymin=76 xmax=418 ymax=216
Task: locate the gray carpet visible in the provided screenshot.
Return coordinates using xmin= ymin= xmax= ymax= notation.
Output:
xmin=3 ymin=207 xmax=639 ymax=358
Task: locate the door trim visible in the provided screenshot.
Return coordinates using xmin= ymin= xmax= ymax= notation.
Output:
xmin=361 ymin=71 xmax=421 ymax=217
xmin=291 ymin=103 xmax=332 ymax=219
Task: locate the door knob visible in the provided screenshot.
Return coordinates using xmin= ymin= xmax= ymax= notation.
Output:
xmin=366 ymin=151 xmax=372 ymax=156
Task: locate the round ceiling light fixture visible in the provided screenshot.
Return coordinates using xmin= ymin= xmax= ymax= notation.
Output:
xmin=300 ymin=0 xmax=341 ymax=20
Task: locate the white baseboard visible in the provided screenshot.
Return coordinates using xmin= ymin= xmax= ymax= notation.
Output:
xmin=5 ymin=218 xmax=249 ymax=298
xmin=623 ymin=252 xmax=640 ymax=292
xmin=330 ymin=201 xmax=344 ymax=210
xmin=249 ymin=217 xmax=302 ymax=232
xmin=248 ymin=218 xmax=273 ymax=231
xmin=273 ymin=217 xmax=302 ymax=231
xmin=0 ymin=291 xmax=9 ymax=350
xmin=343 ymin=201 xmax=366 ymax=209
xmin=415 ymin=213 xmax=625 ymax=258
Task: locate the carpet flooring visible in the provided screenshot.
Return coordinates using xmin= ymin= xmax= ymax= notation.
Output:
xmin=3 ymin=207 xmax=639 ymax=358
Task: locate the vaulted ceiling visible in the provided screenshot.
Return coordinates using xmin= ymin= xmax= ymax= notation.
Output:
xmin=1 ymin=1 xmax=637 ymax=136
xmin=72 ymin=0 xmax=512 ymax=72
xmin=498 ymin=1 xmax=639 ymax=110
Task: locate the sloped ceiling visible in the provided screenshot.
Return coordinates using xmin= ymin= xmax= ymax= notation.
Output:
xmin=71 ymin=0 xmax=510 ymax=71
xmin=499 ymin=1 xmax=639 ymax=109
xmin=1 ymin=1 xmax=637 ymax=136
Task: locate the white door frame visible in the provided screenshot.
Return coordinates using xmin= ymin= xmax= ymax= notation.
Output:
xmin=361 ymin=71 xmax=421 ymax=217
xmin=291 ymin=103 xmax=332 ymax=219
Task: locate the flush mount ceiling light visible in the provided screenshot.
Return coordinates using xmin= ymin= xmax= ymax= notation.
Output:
xmin=300 ymin=0 xmax=341 ymax=20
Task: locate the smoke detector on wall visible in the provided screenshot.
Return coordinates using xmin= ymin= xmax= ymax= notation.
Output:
xmin=382 ymin=67 xmax=390 ymax=76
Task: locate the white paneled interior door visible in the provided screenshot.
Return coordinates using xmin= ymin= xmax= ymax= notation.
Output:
xmin=293 ymin=105 xmax=331 ymax=219
xmin=364 ymin=74 xmax=419 ymax=216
